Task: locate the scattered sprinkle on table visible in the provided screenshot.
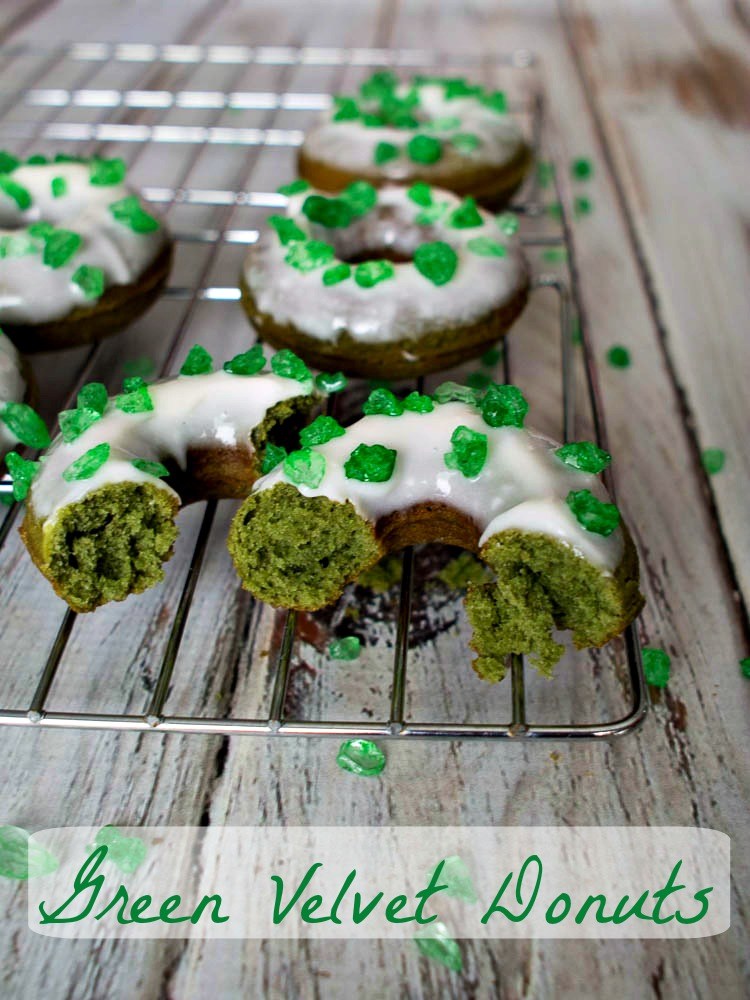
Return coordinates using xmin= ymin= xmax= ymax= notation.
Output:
xmin=571 ymin=156 xmax=594 ymax=181
xmin=328 ymin=636 xmax=361 ymax=660
xmin=740 ymin=657 xmax=750 ymax=679
xmin=336 ymin=738 xmax=385 ymax=777
xmin=427 ymin=855 xmax=478 ymax=904
xmin=642 ymin=647 xmax=671 ymax=687
xmin=701 ymin=448 xmax=725 ymax=475
xmin=0 ymin=826 xmax=58 ymax=880
xmin=607 ymin=345 xmax=631 ymax=369
xmin=574 ymin=195 xmax=593 ymax=217
xmin=414 ymin=921 xmax=463 ymax=972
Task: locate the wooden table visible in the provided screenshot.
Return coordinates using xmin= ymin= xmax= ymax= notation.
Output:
xmin=0 ymin=1 xmax=748 ymax=997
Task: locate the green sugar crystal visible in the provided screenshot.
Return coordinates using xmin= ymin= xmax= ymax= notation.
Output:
xmin=43 ymin=229 xmax=81 ymax=268
xmin=444 ymin=424 xmax=488 ymax=478
xmin=407 ymin=181 xmax=433 ymax=207
xmin=332 ymin=96 xmax=360 ymax=121
xmin=481 ymin=346 xmax=502 ymax=366
xmin=223 ymin=345 xmax=266 ymax=376
xmin=360 ymin=70 xmax=398 ymax=100
xmin=77 ymin=382 xmax=108 ymax=415
xmin=268 ymin=215 xmax=306 ymax=245
xmin=62 ymin=442 xmax=110 ymax=482
xmin=91 ymin=826 xmax=147 ymax=875
xmin=71 ymin=264 xmax=105 ymax=300
xmin=59 ymin=406 xmax=101 ymax=443
xmin=354 ymin=259 xmax=394 ymax=288
xmin=0 ymin=826 xmax=58 ymax=880
xmin=270 ymin=348 xmax=311 ymax=382
xmin=607 ymin=345 xmax=631 ymax=369
xmin=642 ymin=647 xmax=671 ymax=688
xmin=0 ymin=175 xmax=32 ymax=210
xmin=467 ymin=236 xmax=506 ymax=257
xmin=336 ymin=738 xmax=385 ymax=777
xmin=344 ymin=443 xmax=397 ymax=483
xmin=414 ymin=921 xmax=463 ymax=972
xmin=260 ymin=442 xmax=286 ymax=474
xmin=0 ymin=233 xmax=37 ymax=257
xmin=740 ymin=657 xmax=750 ymax=680
xmin=329 ymin=636 xmax=361 ymax=660
xmin=300 ymin=415 xmax=345 ymax=447
xmin=51 ymin=175 xmax=67 ymax=198
xmin=122 ymin=376 xmax=146 ymax=392
xmin=90 ymin=157 xmax=127 ymax=186
xmin=407 ymin=134 xmax=443 ymax=164
xmin=466 ymin=371 xmax=491 ymax=391
xmin=448 ymin=196 xmax=483 ymax=229
xmin=28 ymin=221 xmax=54 ymax=239
xmin=555 ymin=440 xmax=611 ymax=474
xmin=285 ymin=239 xmax=335 ymax=272
xmin=374 ymin=141 xmax=399 ymax=165
xmin=27 ymin=155 xmax=48 ymax=165
xmin=283 ymin=447 xmax=326 ymax=489
xmin=315 ymin=371 xmax=348 ymax=394
xmin=109 ymin=195 xmax=160 ymax=233
xmin=53 ymin=153 xmax=86 ymax=164
xmin=132 ymin=458 xmax=169 ymax=478
xmin=302 ymin=194 xmax=353 ymax=229
xmin=115 ymin=384 xmax=153 ymax=414
xmin=277 ymin=179 xmax=310 ymax=196
xmin=341 ymin=180 xmax=377 ymax=217
xmin=480 ymin=90 xmax=508 ymax=114
xmin=451 ymin=132 xmax=480 ymax=153
xmin=571 ymin=156 xmax=594 ymax=181
xmin=322 ymin=262 xmax=351 ymax=286
xmin=565 ymin=488 xmax=620 ymax=536
xmin=433 ymin=381 xmax=478 ymax=406
xmin=0 ymin=151 xmax=20 ymax=173
xmin=481 ymin=383 xmax=529 ymax=428
xmin=428 ymin=855 xmax=477 ymax=904
xmin=362 ymin=112 xmax=386 ymax=128
xmin=415 ymin=201 xmax=449 ymax=225
xmin=443 ymin=78 xmax=481 ymax=100
xmin=701 ymin=448 xmax=725 ymax=475
xmin=574 ymin=195 xmax=593 ymax=217
xmin=362 ymin=387 xmax=403 ymax=416
xmin=5 ymin=451 xmax=40 ymax=501
xmin=413 ymin=240 xmax=458 ymax=286
xmin=0 ymin=402 xmax=50 ymax=449
xmin=403 ymin=391 xmax=434 ymax=413
xmin=496 ymin=211 xmax=519 ymax=235
xmin=180 ymin=344 xmax=213 ymax=376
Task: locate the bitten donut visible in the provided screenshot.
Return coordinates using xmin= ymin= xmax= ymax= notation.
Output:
xmin=0 ymin=152 xmax=172 ymax=351
xmin=14 ymin=345 xmax=322 ymax=611
xmin=229 ymin=384 xmax=644 ymax=679
xmin=241 ymin=181 xmax=529 ymax=378
xmin=299 ymin=71 xmax=532 ymax=209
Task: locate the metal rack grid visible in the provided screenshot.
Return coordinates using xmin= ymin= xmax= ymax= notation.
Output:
xmin=0 ymin=43 xmax=647 ymax=740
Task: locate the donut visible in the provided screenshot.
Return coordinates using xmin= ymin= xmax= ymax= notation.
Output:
xmin=229 ymin=384 xmax=644 ymax=679
xmin=15 ymin=345 xmax=323 ymax=611
xmin=1 ymin=327 xmax=50 ymax=491
xmin=241 ymin=181 xmax=529 ymax=379
xmin=0 ymin=153 xmax=172 ymax=351
xmin=299 ymin=71 xmax=532 ymax=209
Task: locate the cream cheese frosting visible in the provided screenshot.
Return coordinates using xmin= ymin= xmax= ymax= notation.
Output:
xmin=0 ymin=329 xmax=26 ymax=453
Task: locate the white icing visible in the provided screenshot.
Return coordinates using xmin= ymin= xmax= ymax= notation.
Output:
xmin=302 ymin=83 xmax=525 ymax=179
xmin=0 ymin=330 xmax=26 ymax=452
xmin=243 ymin=184 xmax=528 ymax=345
xmin=256 ymin=402 xmax=624 ymax=572
xmin=29 ymin=368 xmax=315 ymax=525
xmin=0 ymin=162 xmax=167 ymax=325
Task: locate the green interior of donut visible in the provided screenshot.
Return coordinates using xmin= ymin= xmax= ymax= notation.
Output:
xmin=251 ymin=393 xmax=319 ymax=459
xmin=228 ymin=483 xmax=381 ymax=610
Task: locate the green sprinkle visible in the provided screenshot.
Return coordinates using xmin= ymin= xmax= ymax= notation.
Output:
xmin=315 ymin=371 xmax=347 ymax=393
xmin=77 ymin=382 xmax=108 ymax=415
xmin=71 ymin=264 xmax=105 ymax=300
xmin=302 ymin=194 xmax=353 ymax=229
xmin=466 ymin=371 xmax=491 ymax=391
xmin=336 ymin=738 xmax=385 ymax=777
xmin=566 ymin=488 xmax=620 ymax=536
xmin=481 ymin=346 xmax=502 ymax=366
xmin=0 ymin=233 xmax=37 ymax=257
xmin=556 ymin=440 xmax=612 ymax=474
xmin=480 ymin=90 xmax=508 ymax=114
xmin=90 ymin=827 xmax=147 ymax=875
xmin=374 ymin=141 xmax=399 ymax=165
xmin=362 ymin=387 xmax=403 ymax=416
xmin=427 ymin=856 xmax=477 ymax=904
xmin=26 ymin=154 xmax=48 ymax=165
xmin=328 ymin=636 xmax=361 ymax=660
xmin=109 ymin=195 xmax=160 ymax=233
xmin=0 ymin=175 xmax=32 ymax=210
xmin=116 ymin=384 xmax=153 ymax=414
xmin=467 ymin=236 xmax=506 ymax=257
xmin=407 ymin=134 xmax=443 ymax=164
xmin=360 ymin=70 xmax=398 ymax=100
xmin=276 ymin=179 xmax=310 ymax=197
xmin=607 ymin=345 xmax=631 ymax=369
xmin=444 ymin=424 xmax=488 ymax=477
xmin=268 ymin=215 xmax=306 ymax=245
xmin=407 ymin=181 xmax=433 ymax=207
xmin=132 ymin=458 xmax=169 ymax=478
xmin=62 ymin=442 xmax=110 ymax=482
xmin=642 ymin=647 xmax=671 ymax=688
xmin=574 ymin=195 xmax=593 ymax=217
xmin=270 ymin=348 xmax=311 ymax=382
xmin=414 ymin=921 xmax=462 ymax=972
xmin=481 ymin=383 xmax=529 ymax=428
xmin=51 ymin=175 xmax=67 ymax=198
xmin=322 ymin=262 xmax=351 ymax=286
xmin=413 ymin=241 xmax=458 ymax=286
xmin=223 ymin=345 xmax=266 ymax=376
xmin=42 ymin=229 xmax=82 ymax=269
xmin=27 ymin=221 xmax=54 ymax=239
xmin=403 ymin=391 xmax=434 ymax=413
xmin=122 ymin=376 xmax=146 ymax=393
xmin=496 ymin=212 xmax=519 ymax=235
xmin=451 ymin=132 xmax=480 ymax=153
xmin=59 ymin=407 xmax=101 ymax=443
xmin=344 ymin=442 xmax=397 ymax=483
xmin=447 ymin=197 xmax=483 ymax=229
xmin=415 ymin=201 xmax=449 ymax=225
xmin=0 ymin=151 xmax=20 ymax=173
xmin=332 ymin=96 xmax=360 ymax=121
xmin=0 ymin=826 xmax=58 ymax=880
xmin=53 ymin=153 xmax=86 ymax=164
xmin=360 ymin=112 xmax=386 ymax=128
xmin=285 ymin=239 xmax=335 ymax=272
xmin=340 ymin=180 xmax=377 ymax=217
xmin=283 ymin=447 xmax=325 ymax=488
xmin=571 ymin=157 xmax=594 ymax=181
xmin=740 ymin=657 xmax=750 ymax=680
xmin=433 ymin=382 xmax=479 ymax=406
xmin=4 ymin=452 xmax=40 ymax=502
xmin=0 ymin=402 xmax=50 ymax=449
xmin=701 ymin=448 xmax=725 ymax=475
xmin=90 ymin=157 xmax=127 ymax=186
xmin=443 ymin=78 xmax=481 ymax=101
xmin=300 ymin=415 xmax=345 ymax=447
xmin=180 ymin=345 xmax=213 ymax=376
xmin=261 ymin=443 xmax=286 ymax=474
xmin=354 ymin=259 xmax=394 ymax=288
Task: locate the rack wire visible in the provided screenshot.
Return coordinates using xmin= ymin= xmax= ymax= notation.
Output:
xmin=0 ymin=43 xmax=647 ymax=740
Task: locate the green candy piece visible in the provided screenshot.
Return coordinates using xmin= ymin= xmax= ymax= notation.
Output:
xmin=447 ymin=196 xmax=483 ymax=229
xmin=571 ymin=157 xmax=594 ymax=181
xmin=415 ymin=201 xmax=449 ymax=225
xmin=283 ymin=447 xmax=325 ymax=488
xmin=62 ymin=442 xmax=110 ymax=482
xmin=340 ymin=180 xmax=377 ymax=217
xmin=413 ymin=241 xmax=458 ymax=286
xmin=480 ymin=90 xmax=508 ymax=114
xmin=0 ymin=826 xmax=58 ymax=880
xmin=701 ymin=448 xmax=725 ymax=475
xmin=77 ymin=382 xmax=108 ymax=415
xmin=276 ymin=179 xmax=310 ymax=197
xmin=180 ymin=345 xmax=213 ymax=376
xmin=26 ymin=155 xmax=48 ymax=165
xmin=444 ymin=424 xmax=488 ymax=478
xmin=443 ymin=77 xmax=482 ymax=100
xmin=739 ymin=657 xmax=750 ymax=680
xmin=123 ymin=376 xmax=146 ymax=392
xmin=607 ymin=345 xmax=631 ymax=369
xmin=574 ymin=195 xmax=593 ymax=217
xmin=260 ymin=442 xmax=287 ymax=474
xmin=116 ymin=384 xmax=153 ymax=414
xmin=403 ymin=391 xmax=434 ymax=413
xmin=467 ymin=236 xmax=506 ymax=257
xmin=360 ymin=70 xmax=398 ymax=100
xmin=90 ymin=157 xmax=127 ymax=186
xmin=354 ymin=259 xmax=394 ymax=288
xmin=0 ymin=175 xmax=32 ymax=210
xmin=427 ymin=856 xmax=477 ymax=904
xmin=414 ymin=921 xmax=462 ymax=972
xmin=336 ymin=738 xmax=385 ymax=777
xmin=4 ymin=451 xmax=40 ymax=502
xmin=433 ymin=381 xmax=479 ymax=406
xmin=51 ymin=176 xmax=67 ymax=198
xmin=0 ymin=151 xmax=20 ymax=173
xmin=322 ymin=262 xmax=351 ymax=286
xmin=0 ymin=402 xmax=50 ymax=449
xmin=109 ymin=195 xmax=160 ymax=233
xmin=407 ymin=181 xmax=433 ymax=207
xmin=555 ymin=440 xmax=611 ymax=474
xmin=328 ymin=636 xmax=361 ymax=660
xmin=362 ymin=387 xmax=403 ymax=416
xmin=332 ymin=96 xmax=360 ymax=121
xmin=54 ymin=153 xmax=86 ymax=164
xmin=91 ymin=826 xmax=146 ymax=875
xmin=642 ymin=647 xmax=671 ymax=688
xmin=451 ymin=132 xmax=480 ymax=153
xmin=344 ymin=443 xmax=396 ymax=483
xmin=0 ymin=233 xmax=37 ymax=257
xmin=374 ymin=141 xmax=399 ymax=165
xmin=28 ymin=221 xmax=54 ymax=239
xmin=71 ymin=264 xmax=105 ymax=300
xmin=300 ymin=415 xmax=345 ymax=447
xmin=481 ymin=346 xmax=502 ymax=366
xmin=58 ymin=406 xmax=101 ymax=443
xmin=466 ymin=371 xmax=491 ymax=391
xmin=132 ymin=458 xmax=169 ymax=478
xmin=268 ymin=215 xmax=306 ymax=245
xmin=270 ymin=348 xmax=311 ymax=382
xmin=481 ymin=383 xmax=528 ymax=428
xmin=407 ymin=134 xmax=443 ymax=164
xmin=565 ymin=488 xmax=620 ymax=536
xmin=285 ymin=239 xmax=335 ymax=273
xmin=302 ymin=194 xmax=353 ymax=229
xmin=314 ymin=371 xmax=347 ymax=393
xmin=496 ymin=211 xmax=519 ymax=235
xmin=42 ymin=229 xmax=82 ymax=268
xmin=223 ymin=345 xmax=266 ymax=376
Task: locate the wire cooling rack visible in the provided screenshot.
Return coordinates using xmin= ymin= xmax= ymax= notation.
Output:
xmin=0 ymin=43 xmax=647 ymax=740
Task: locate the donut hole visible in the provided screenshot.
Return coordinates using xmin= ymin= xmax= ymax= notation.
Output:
xmin=324 ymin=205 xmax=435 ymax=266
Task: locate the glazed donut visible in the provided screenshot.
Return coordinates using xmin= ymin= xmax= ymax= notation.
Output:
xmin=0 ymin=153 xmax=172 ymax=351
xmin=229 ymin=384 xmax=644 ymax=678
xmin=299 ymin=71 xmax=532 ymax=209
xmin=16 ymin=345 xmax=321 ymax=611
xmin=241 ymin=182 xmax=529 ymax=378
